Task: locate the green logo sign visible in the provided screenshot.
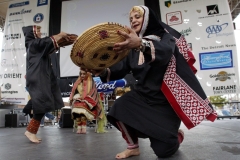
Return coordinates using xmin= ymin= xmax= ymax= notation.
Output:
xmin=165 ymin=0 xmax=171 ymax=8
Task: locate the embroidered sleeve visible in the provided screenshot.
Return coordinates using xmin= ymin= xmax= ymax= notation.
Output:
xmin=144 ymin=33 xmax=175 ymax=65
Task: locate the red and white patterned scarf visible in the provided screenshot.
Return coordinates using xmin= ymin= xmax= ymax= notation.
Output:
xmin=139 ymin=5 xmax=217 ymax=129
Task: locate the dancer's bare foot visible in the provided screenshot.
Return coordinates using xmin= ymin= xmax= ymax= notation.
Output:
xmin=81 ymin=127 xmax=86 ymax=134
xmin=76 ymin=126 xmax=82 ymax=134
xmin=76 ymin=128 xmax=81 ymax=134
xmin=25 ymin=131 xmax=40 ymax=143
xmin=36 ymin=137 xmax=42 ymax=141
xmin=115 ymin=148 xmax=140 ymax=159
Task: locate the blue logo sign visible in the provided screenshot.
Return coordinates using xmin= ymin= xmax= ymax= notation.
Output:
xmin=93 ymin=77 xmax=126 ymax=93
xmin=199 ymin=50 xmax=233 ymax=70
xmin=206 ymin=23 xmax=233 ymax=38
xmin=9 ymin=1 xmax=29 ymax=8
xmin=33 ymin=13 xmax=44 ymax=23
xmin=37 ymin=0 xmax=48 ymax=6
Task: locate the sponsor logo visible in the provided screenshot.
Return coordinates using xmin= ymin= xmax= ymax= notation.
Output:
xmin=199 ymin=50 xmax=233 ymax=70
xmin=96 ymin=81 xmax=117 ymax=90
xmin=1 ymin=90 xmax=19 ymax=94
xmin=207 ymin=4 xmax=219 ymax=15
xmin=1 ymin=48 xmax=26 ymax=52
xmin=33 ymin=13 xmax=44 ymax=23
xmin=1 ymin=59 xmax=18 ymax=68
xmin=165 ymin=0 xmax=171 ymax=8
xmin=61 ymin=92 xmax=71 ymax=97
xmin=199 ymin=4 xmax=228 ymax=19
xmin=166 ymin=11 xmax=182 ymax=26
xmin=2 ymin=98 xmax=25 ymax=104
xmin=5 ymin=83 xmax=11 ymax=90
xmin=212 ymin=85 xmax=236 ymax=94
xmin=37 ymin=0 xmax=48 ymax=6
xmin=9 ymin=1 xmax=29 ymax=8
xmin=4 ymin=33 xmax=21 ymax=40
xmin=9 ymin=9 xmax=31 ymax=16
xmin=206 ymin=23 xmax=233 ymax=38
xmin=93 ymin=77 xmax=126 ymax=93
xmin=201 ymin=44 xmax=236 ymax=50
xmin=0 ymin=73 xmax=22 ymax=79
xmin=8 ymin=19 xmax=22 ymax=23
xmin=166 ymin=0 xmax=194 ymax=5
xmin=180 ymin=27 xmax=192 ymax=36
xmin=209 ymin=71 xmax=235 ymax=81
xmin=5 ymin=98 xmax=25 ymax=100
xmin=174 ymin=0 xmax=193 ymax=3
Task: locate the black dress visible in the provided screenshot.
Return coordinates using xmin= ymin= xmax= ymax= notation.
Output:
xmin=22 ymin=26 xmax=64 ymax=114
xmin=105 ymin=33 xmax=181 ymax=144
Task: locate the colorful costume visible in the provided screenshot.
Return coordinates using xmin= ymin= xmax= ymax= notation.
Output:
xmin=100 ymin=6 xmax=217 ymax=158
xmin=69 ymin=73 xmax=106 ymax=133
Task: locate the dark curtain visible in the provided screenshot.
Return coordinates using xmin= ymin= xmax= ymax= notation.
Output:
xmin=49 ymin=0 xmax=62 ymax=78
xmin=58 ymin=77 xmax=78 ymax=97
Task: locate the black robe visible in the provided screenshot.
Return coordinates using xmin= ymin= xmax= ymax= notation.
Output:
xmin=104 ymin=33 xmax=180 ymax=144
xmin=22 ymin=26 xmax=64 ymax=114
xmin=102 ymin=5 xmax=216 ymax=144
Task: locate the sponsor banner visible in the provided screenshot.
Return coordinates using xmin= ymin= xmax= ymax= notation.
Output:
xmin=93 ymin=77 xmax=126 ymax=93
xmin=59 ymin=77 xmax=126 ymax=98
xmin=0 ymin=0 xmax=50 ymax=105
xmin=160 ymin=0 xmax=239 ymax=96
xmin=199 ymin=50 xmax=233 ymax=70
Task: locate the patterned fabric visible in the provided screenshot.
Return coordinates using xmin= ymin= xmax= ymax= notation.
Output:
xmin=160 ymin=24 xmax=217 ymax=130
xmin=139 ymin=5 xmax=217 ymax=129
xmin=69 ymin=73 xmax=105 ymax=120
xmin=116 ymin=121 xmax=139 ymax=149
xmin=162 ymin=56 xmax=217 ymax=128
xmin=26 ymin=118 xmax=40 ymax=134
xmin=165 ymin=30 xmax=197 ymax=74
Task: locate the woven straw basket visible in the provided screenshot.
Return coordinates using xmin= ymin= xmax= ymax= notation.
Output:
xmin=70 ymin=22 xmax=130 ymax=70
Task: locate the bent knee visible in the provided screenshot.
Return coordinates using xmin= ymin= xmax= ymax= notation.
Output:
xmin=151 ymin=141 xmax=179 ymax=158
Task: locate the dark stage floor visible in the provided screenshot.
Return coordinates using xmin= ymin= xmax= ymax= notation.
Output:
xmin=0 ymin=119 xmax=240 ymax=160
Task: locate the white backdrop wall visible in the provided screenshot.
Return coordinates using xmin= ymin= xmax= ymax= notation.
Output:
xmin=60 ymin=0 xmax=144 ymax=77
xmin=0 ymin=0 xmax=50 ymax=105
xmin=160 ymin=0 xmax=240 ymax=96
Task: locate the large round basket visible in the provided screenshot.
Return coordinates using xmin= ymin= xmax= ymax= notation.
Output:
xmin=70 ymin=22 xmax=130 ymax=70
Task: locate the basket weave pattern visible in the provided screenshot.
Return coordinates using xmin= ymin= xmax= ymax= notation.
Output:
xmin=70 ymin=22 xmax=130 ymax=70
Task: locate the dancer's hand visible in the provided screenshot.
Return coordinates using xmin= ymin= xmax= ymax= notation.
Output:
xmin=113 ymin=26 xmax=141 ymax=54
xmin=53 ymin=32 xmax=70 ymax=42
